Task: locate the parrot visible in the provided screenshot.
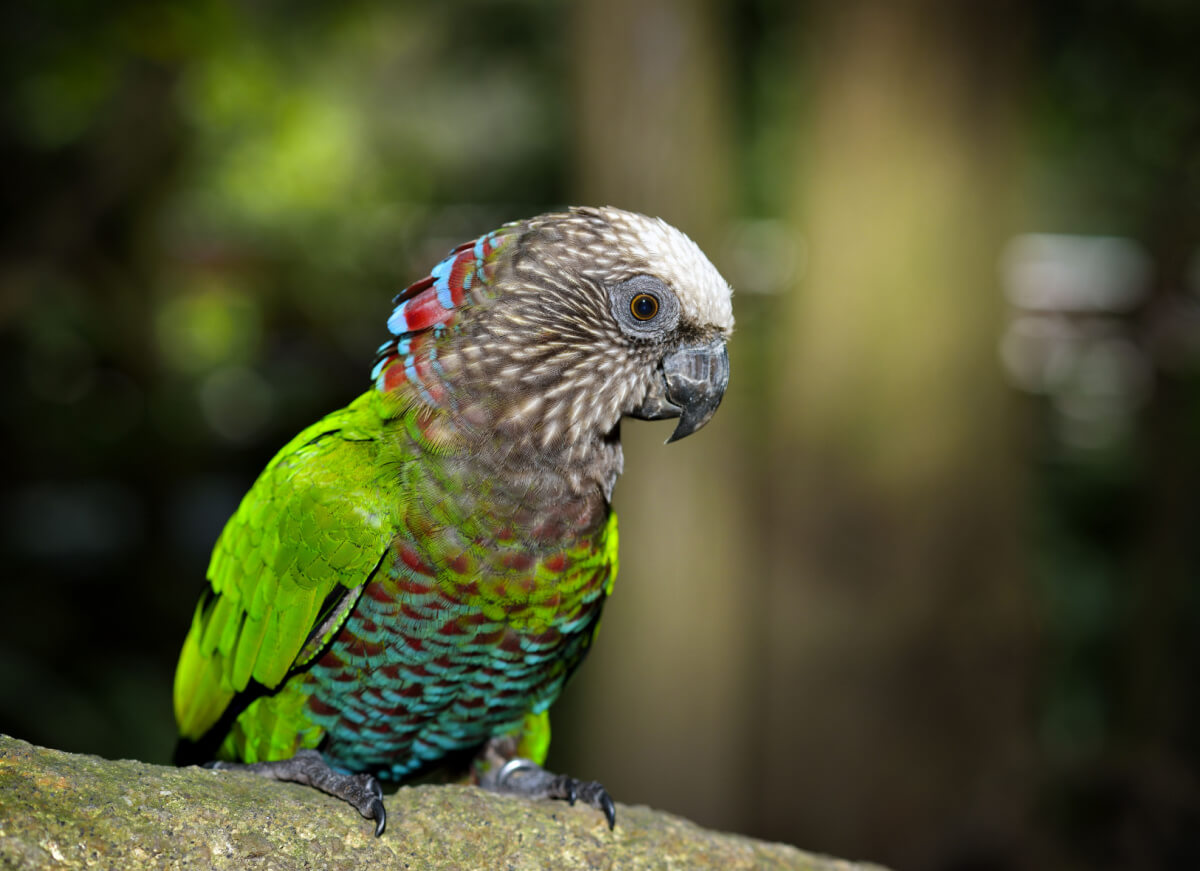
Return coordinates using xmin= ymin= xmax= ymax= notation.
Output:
xmin=172 ymin=206 xmax=734 ymax=836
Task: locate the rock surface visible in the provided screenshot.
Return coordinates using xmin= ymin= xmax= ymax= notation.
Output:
xmin=0 ymin=735 xmax=886 ymax=870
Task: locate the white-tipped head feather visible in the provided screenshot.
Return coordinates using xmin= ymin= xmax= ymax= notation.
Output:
xmin=381 ymin=206 xmax=733 ymax=491
xmin=594 ymin=206 xmax=734 ymax=334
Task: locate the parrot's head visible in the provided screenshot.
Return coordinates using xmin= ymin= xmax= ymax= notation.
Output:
xmin=378 ymin=206 xmax=733 ymax=461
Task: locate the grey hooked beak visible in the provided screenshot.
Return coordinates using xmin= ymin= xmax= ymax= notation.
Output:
xmin=629 ymin=338 xmax=730 ymax=443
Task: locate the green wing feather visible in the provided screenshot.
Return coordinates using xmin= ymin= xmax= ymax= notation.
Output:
xmin=174 ymin=391 xmax=401 ymax=741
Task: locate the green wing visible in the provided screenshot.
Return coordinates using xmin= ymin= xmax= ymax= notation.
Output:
xmin=174 ymin=391 xmax=400 ymax=742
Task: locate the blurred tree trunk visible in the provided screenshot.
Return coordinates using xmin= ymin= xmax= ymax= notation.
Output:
xmin=764 ymin=1 xmax=1035 ymax=867
xmin=558 ymin=0 xmax=761 ymax=834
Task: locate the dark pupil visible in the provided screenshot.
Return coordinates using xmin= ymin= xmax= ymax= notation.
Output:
xmin=631 ymin=293 xmax=659 ymax=320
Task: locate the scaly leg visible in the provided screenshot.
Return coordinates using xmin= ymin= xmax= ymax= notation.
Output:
xmin=207 ymin=749 xmax=387 ymax=836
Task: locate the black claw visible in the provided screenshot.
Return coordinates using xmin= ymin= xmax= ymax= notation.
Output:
xmin=370 ymin=799 xmax=387 ymax=837
xmin=355 ymin=775 xmax=387 ymax=837
xmin=575 ymin=780 xmax=616 ymax=829
xmin=600 ymin=792 xmax=617 ymax=830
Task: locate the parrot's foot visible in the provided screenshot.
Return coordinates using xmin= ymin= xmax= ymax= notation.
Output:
xmin=481 ymin=757 xmax=617 ymax=830
xmin=206 ymin=749 xmax=387 ymax=837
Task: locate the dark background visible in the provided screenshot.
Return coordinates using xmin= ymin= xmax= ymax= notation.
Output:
xmin=2 ymin=2 xmax=1199 ymax=869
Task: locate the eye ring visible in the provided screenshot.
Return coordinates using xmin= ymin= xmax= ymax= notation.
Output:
xmin=609 ymin=274 xmax=679 ymax=337
xmin=630 ymin=292 xmax=659 ymax=321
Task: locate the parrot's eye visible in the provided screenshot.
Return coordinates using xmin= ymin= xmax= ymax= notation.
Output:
xmin=630 ymin=293 xmax=659 ymax=321
xmin=609 ymin=275 xmax=680 ymax=339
